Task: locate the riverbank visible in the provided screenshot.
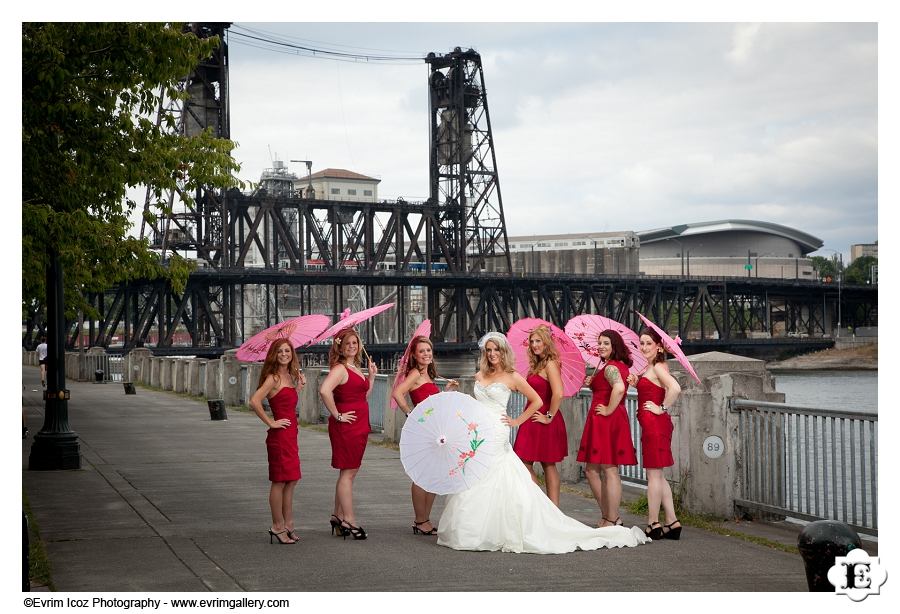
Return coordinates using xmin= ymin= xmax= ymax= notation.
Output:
xmin=767 ymin=341 xmax=877 ymax=371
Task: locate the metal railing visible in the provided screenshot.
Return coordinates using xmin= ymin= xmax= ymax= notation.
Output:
xmin=508 ymin=388 xmax=647 ymax=484
xmin=81 ymin=354 xmax=125 ymax=382
xmin=731 ymin=398 xmax=877 ymax=535
xmin=316 ymin=371 xmax=392 ymax=433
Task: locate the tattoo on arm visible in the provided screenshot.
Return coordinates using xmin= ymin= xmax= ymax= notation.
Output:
xmin=604 ymin=365 xmax=621 ymax=386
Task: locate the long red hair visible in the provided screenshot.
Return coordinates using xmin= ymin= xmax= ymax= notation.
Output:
xmin=404 ymin=336 xmax=438 ymax=380
xmin=328 ymin=329 xmax=363 ymax=368
xmin=256 ymin=338 xmax=301 ymax=389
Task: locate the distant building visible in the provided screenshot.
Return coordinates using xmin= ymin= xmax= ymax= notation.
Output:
xmin=299 ymin=168 xmax=380 ymax=202
xmin=637 ymin=220 xmax=823 ymax=279
xmin=485 ymin=232 xmax=640 ymax=275
xmin=850 ymin=242 xmax=877 ymax=263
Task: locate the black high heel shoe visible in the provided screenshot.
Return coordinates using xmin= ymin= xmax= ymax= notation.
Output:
xmin=645 ymin=521 xmax=663 ymax=539
xmin=412 ymin=519 xmax=437 ymax=535
xmin=600 ymin=517 xmax=623 ymax=527
xmin=662 ymin=519 xmax=682 ymax=540
xmin=330 ymin=515 xmax=346 ymax=537
xmin=286 ymin=529 xmax=300 ymax=541
xmin=268 ymin=528 xmax=295 ymax=545
xmin=340 ymin=520 xmax=367 ymax=540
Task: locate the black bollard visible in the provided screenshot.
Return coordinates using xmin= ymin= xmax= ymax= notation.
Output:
xmin=123 ymin=382 xmax=136 ymax=395
xmin=797 ymin=520 xmax=862 ymax=591
xmin=207 ymin=399 xmax=228 ymax=421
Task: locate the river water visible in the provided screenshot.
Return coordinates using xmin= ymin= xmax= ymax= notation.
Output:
xmin=771 ymin=370 xmax=877 ymax=413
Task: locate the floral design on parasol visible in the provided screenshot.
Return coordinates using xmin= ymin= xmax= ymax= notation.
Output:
xmin=634 ymin=311 xmax=702 ymax=384
xmin=564 ymin=314 xmax=648 ymax=377
xmin=390 ymin=319 xmax=432 ymax=410
xmin=311 ymin=303 xmax=396 ymax=345
xmin=400 ymin=391 xmax=503 ymax=495
xmin=236 ymin=314 xmax=331 ymax=362
xmin=506 ymin=318 xmax=586 ymax=397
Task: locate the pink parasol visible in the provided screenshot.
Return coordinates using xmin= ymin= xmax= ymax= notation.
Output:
xmin=390 ymin=319 xmax=432 ymax=410
xmin=564 ymin=314 xmax=648 ymax=377
xmin=506 ymin=318 xmax=586 ymax=397
xmin=312 ymin=303 xmax=396 ymax=355
xmin=634 ymin=311 xmax=702 ymax=384
xmin=236 ymin=314 xmax=331 ymax=362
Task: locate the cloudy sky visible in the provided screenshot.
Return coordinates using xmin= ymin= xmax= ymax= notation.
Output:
xmin=224 ymin=21 xmax=877 ymax=258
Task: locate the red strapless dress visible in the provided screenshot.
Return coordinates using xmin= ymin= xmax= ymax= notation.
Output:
xmin=513 ymin=373 xmax=568 ymax=463
xmin=409 ymin=381 xmax=440 ymax=406
xmin=636 ymin=377 xmax=674 ymax=468
xmin=576 ymin=360 xmax=637 ymax=466
xmin=328 ymin=368 xmax=371 ymax=469
xmin=265 ymin=386 xmax=301 ymax=482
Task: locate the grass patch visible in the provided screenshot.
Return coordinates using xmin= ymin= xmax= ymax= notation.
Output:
xmin=23 ymin=491 xmax=53 ymax=590
xmin=625 ymin=493 xmax=798 ymax=554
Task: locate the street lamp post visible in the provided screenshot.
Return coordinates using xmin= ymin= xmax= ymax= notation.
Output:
xmin=818 ymin=248 xmax=844 ymax=338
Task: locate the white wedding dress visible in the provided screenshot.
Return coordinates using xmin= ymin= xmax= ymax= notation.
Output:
xmin=436 ymin=381 xmax=650 ymax=553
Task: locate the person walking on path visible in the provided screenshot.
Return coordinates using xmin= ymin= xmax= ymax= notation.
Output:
xmin=392 ymin=336 xmax=458 ymax=536
xmin=576 ymin=329 xmax=638 ymax=528
xmin=629 ymin=328 xmax=683 ymax=540
xmin=319 ymin=329 xmax=377 ymax=540
xmin=36 ymin=337 xmax=48 ymax=387
xmin=512 ymin=325 xmax=568 ymax=506
xmin=249 ymin=339 xmax=305 ymax=545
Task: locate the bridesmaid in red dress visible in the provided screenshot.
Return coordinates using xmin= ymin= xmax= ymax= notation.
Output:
xmin=392 ymin=336 xmax=459 ymax=535
xmin=249 ymin=339 xmax=306 ymax=544
xmin=576 ymin=329 xmax=637 ymax=527
xmin=512 ymin=325 xmax=568 ymax=506
xmin=634 ymin=327 xmax=682 ymax=540
xmin=319 ymin=329 xmax=377 ymax=540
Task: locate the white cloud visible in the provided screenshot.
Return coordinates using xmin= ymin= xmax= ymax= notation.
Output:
xmin=221 ymin=22 xmax=876 ymax=253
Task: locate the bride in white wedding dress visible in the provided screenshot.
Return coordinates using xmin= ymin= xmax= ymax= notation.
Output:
xmin=437 ymin=332 xmax=649 ymax=554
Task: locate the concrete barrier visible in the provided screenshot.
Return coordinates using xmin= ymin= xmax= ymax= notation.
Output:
xmin=187 ymin=360 xmax=202 ymax=396
xmin=159 ymin=358 xmax=172 ymax=390
xmin=298 ymin=368 xmax=324 ymax=424
xmin=204 ymin=360 xmax=221 ymax=399
xmin=150 ymin=358 xmax=161 ymax=388
xmin=675 ymin=351 xmax=784 ymax=518
xmin=221 ymin=350 xmax=242 ymax=407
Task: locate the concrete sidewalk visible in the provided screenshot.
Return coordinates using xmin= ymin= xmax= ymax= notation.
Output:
xmin=22 ymin=365 xmax=812 ymax=592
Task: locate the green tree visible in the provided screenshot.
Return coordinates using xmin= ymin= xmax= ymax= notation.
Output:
xmin=844 ymin=256 xmax=877 ymax=284
xmin=22 ymin=22 xmax=241 ymax=319
xmin=810 ymin=255 xmax=840 ymax=281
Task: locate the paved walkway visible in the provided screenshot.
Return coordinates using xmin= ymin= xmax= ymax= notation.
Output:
xmin=22 ymin=366 xmax=812 ymax=593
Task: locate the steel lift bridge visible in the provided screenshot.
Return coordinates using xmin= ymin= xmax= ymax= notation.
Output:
xmin=31 ymin=23 xmax=876 ymax=360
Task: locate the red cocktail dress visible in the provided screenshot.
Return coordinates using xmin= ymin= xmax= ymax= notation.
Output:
xmin=409 ymin=381 xmax=440 ymax=405
xmin=636 ymin=377 xmax=674 ymax=468
xmin=328 ymin=367 xmax=371 ymax=469
xmin=266 ymin=386 xmax=301 ymax=482
xmin=576 ymin=360 xmax=637 ymax=465
xmin=513 ymin=373 xmax=568 ymax=463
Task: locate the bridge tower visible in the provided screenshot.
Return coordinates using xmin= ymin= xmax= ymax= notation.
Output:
xmin=426 ymin=48 xmax=511 ymax=274
xmin=139 ymin=22 xmax=231 ymax=268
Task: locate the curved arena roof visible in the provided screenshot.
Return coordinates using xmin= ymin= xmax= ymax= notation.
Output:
xmin=637 ymin=219 xmax=823 ymax=254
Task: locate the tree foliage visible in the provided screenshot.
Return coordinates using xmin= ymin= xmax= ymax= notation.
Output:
xmin=22 ymin=22 xmax=242 ymax=319
xmin=844 ymin=255 xmax=877 ymax=284
xmin=810 ymin=255 xmax=840 ymax=281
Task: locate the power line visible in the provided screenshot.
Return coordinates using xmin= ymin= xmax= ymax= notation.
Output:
xmin=232 ymin=23 xmax=428 ymax=57
xmin=228 ymin=29 xmax=426 ymax=63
